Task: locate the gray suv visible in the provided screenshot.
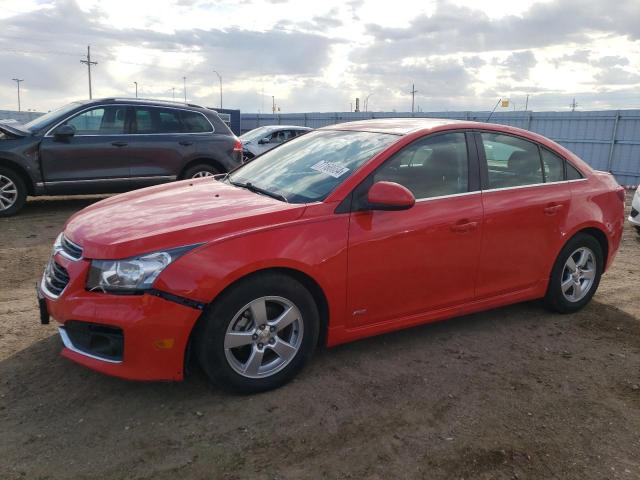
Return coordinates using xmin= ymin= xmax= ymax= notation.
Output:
xmin=0 ymin=98 xmax=242 ymax=216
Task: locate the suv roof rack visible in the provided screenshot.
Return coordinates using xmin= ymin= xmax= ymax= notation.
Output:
xmin=96 ymin=97 xmax=207 ymax=109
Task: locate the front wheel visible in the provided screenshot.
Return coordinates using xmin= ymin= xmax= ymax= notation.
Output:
xmin=195 ymin=273 xmax=319 ymax=393
xmin=544 ymin=233 xmax=603 ymax=313
xmin=0 ymin=167 xmax=27 ymax=217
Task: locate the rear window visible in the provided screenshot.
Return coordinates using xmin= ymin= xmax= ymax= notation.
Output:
xmin=180 ymin=111 xmax=213 ymax=133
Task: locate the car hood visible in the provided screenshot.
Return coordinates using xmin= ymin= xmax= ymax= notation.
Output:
xmin=0 ymin=121 xmax=30 ymax=138
xmin=64 ymin=178 xmax=306 ymax=259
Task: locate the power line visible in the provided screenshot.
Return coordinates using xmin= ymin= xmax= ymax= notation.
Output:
xmin=80 ymin=45 xmax=97 ymax=99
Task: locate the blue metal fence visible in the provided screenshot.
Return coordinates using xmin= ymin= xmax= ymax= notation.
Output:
xmin=241 ymin=110 xmax=640 ymax=186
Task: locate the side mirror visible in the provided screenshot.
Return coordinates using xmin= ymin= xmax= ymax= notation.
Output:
xmin=258 ymin=136 xmax=271 ymax=144
xmin=366 ymin=181 xmax=415 ymax=211
xmin=53 ymin=124 xmax=76 ymax=139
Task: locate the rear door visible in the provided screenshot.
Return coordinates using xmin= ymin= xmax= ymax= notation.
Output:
xmin=346 ymin=131 xmax=483 ymax=328
xmin=475 ymin=131 xmax=571 ymax=299
xmin=39 ymin=105 xmax=130 ymax=194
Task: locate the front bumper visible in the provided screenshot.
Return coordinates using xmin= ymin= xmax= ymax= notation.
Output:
xmin=40 ymin=253 xmax=202 ymax=381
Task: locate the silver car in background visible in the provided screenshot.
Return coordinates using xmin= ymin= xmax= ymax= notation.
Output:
xmin=240 ymin=125 xmax=312 ymax=161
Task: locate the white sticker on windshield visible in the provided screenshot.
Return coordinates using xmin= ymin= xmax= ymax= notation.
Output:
xmin=311 ymin=160 xmax=349 ymax=178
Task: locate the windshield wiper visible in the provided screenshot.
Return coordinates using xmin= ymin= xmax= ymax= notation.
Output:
xmin=230 ymin=180 xmax=289 ymax=203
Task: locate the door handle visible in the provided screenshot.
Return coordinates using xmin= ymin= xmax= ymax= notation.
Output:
xmin=111 ymin=141 xmax=128 ymax=147
xmin=179 ymin=141 xmax=193 ymax=146
xmin=450 ymin=220 xmax=478 ymax=233
xmin=544 ymin=203 xmax=564 ymax=215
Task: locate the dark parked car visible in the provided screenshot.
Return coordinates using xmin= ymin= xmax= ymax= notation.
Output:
xmin=0 ymin=98 xmax=243 ymax=216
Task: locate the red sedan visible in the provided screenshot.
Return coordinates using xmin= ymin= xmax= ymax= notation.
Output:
xmin=39 ymin=118 xmax=625 ymax=392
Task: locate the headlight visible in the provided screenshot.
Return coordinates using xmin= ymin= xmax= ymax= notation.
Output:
xmin=86 ymin=245 xmax=200 ymax=293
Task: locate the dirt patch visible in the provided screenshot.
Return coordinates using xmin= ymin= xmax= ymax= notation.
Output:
xmin=1 ymin=193 xmax=639 ymax=480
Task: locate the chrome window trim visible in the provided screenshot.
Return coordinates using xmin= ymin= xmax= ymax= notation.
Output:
xmin=412 ymin=178 xmax=588 ymax=202
xmin=58 ymin=235 xmax=83 ymax=261
xmin=58 ymin=327 xmax=123 ymax=364
xmin=415 ymin=190 xmax=480 ymax=203
xmin=44 ymin=103 xmax=215 ymax=137
xmin=43 ymin=175 xmax=176 ymax=185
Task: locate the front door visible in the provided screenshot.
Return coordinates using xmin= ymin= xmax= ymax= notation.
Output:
xmin=346 ymin=131 xmax=483 ymax=328
xmin=40 ymin=105 xmax=131 ymax=194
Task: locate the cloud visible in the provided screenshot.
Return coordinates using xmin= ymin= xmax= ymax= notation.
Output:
xmin=594 ymin=67 xmax=640 ymax=85
xmin=500 ymin=50 xmax=537 ymax=81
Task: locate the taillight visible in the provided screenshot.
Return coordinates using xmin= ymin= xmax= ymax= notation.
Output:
xmin=233 ymin=138 xmax=243 ymax=152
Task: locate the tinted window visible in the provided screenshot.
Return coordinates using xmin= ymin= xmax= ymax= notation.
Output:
xmin=65 ymin=106 xmax=126 ymax=135
xmin=566 ymin=162 xmax=583 ymax=180
xmin=228 ymin=130 xmax=397 ymax=203
xmin=481 ymin=133 xmax=543 ymax=188
xmin=541 ymin=148 xmax=565 ymax=182
xmin=180 ymin=111 xmax=213 ymax=133
xmin=157 ymin=109 xmax=182 ymax=133
xmin=373 ymin=132 xmax=469 ymax=199
xmin=134 ymin=108 xmax=154 ymax=134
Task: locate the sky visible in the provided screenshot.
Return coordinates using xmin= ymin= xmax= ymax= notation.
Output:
xmin=1 ymin=0 xmax=639 ymax=113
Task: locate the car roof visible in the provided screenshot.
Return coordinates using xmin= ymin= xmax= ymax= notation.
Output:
xmin=320 ymin=117 xmax=488 ymax=135
xmin=260 ymin=125 xmax=312 ymax=131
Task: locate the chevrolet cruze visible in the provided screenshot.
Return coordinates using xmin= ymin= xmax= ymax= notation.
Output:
xmin=39 ymin=118 xmax=625 ymax=393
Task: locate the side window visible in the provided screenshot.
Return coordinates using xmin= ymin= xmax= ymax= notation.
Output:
xmin=566 ymin=162 xmax=584 ymax=180
xmin=373 ymin=132 xmax=469 ymax=200
xmin=269 ymin=130 xmax=286 ymax=144
xmin=179 ymin=111 xmax=213 ymax=133
xmin=541 ymin=148 xmax=565 ymax=182
xmin=65 ymin=106 xmax=125 ymax=135
xmin=157 ymin=109 xmax=182 ymax=133
xmin=134 ymin=108 xmax=155 ymax=134
xmin=481 ymin=133 xmax=543 ymax=188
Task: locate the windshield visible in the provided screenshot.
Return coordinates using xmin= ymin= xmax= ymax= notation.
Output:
xmin=228 ymin=130 xmax=398 ymax=203
xmin=23 ymin=102 xmax=83 ymax=132
xmin=239 ymin=126 xmax=272 ymax=143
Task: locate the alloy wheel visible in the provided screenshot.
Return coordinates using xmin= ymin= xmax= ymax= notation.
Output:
xmin=561 ymin=247 xmax=596 ymax=302
xmin=0 ymin=175 xmax=18 ymax=211
xmin=191 ymin=170 xmax=215 ymax=178
xmin=224 ymin=296 xmax=304 ymax=379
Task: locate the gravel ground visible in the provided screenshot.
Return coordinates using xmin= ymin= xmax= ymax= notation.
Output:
xmin=0 ymin=193 xmax=639 ymax=480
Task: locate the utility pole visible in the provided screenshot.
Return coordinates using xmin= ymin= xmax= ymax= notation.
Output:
xmin=134 ymin=81 xmax=138 ymax=98
xmin=570 ymin=97 xmax=578 ymax=112
xmin=355 ymin=97 xmax=360 ymax=112
xmin=11 ymin=78 xmax=23 ymax=112
xmin=364 ymin=93 xmax=374 ymax=112
xmin=183 ymin=76 xmax=187 ymax=103
xmin=80 ymin=45 xmax=98 ymax=99
xmin=524 ymin=94 xmax=529 ymax=111
xmin=172 ymin=87 xmax=175 ymax=100
xmin=272 ymin=95 xmax=275 ymax=114
xmin=410 ymin=84 xmax=418 ymax=113
xmin=212 ymin=70 xmax=222 ymax=109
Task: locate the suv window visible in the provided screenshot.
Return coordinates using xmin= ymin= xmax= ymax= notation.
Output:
xmin=373 ymin=132 xmax=469 ymax=200
xmin=179 ymin=111 xmax=213 ymax=133
xmin=65 ymin=106 xmax=126 ymax=135
xmin=157 ymin=109 xmax=182 ymax=133
xmin=481 ymin=133 xmax=543 ymax=188
xmin=134 ymin=108 xmax=154 ymax=134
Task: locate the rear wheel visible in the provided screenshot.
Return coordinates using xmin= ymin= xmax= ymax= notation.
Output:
xmin=195 ymin=272 xmax=319 ymax=393
xmin=0 ymin=167 xmax=27 ymax=217
xmin=183 ymin=163 xmax=221 ymax=179
xmin=544 ymin=233 xmax=603 ymax=313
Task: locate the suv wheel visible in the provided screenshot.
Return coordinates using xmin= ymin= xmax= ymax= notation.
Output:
xmin=544 ymin=233 xmax=603 ymax=314
xmin=0 ymin=167 xmax=27 ymax=217
xmin=184 ymin=164 xmax=220 ymax=179
xmin=195 ymin=272 xmax=319 ymax=393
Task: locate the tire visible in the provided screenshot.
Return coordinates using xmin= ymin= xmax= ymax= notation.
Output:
xmin=544 ymin=233 xmax=603 ymax=314
xmin=195 ymin=272 xmax=320 ymax=393
xmin=183 ymin=163 xmax=221 ymax=179
xmin=0 ymin=167 xmax=27 ymax=217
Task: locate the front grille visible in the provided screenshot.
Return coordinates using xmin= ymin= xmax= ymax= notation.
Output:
xmin=632 ymin=207 xmax=639 ymax=218
xmin=60 ymin=235 xmax=83 ymax=260
xmin=42 ymin=260 xmax=70 ymax=297
xmin=62 ymin=321 xmax=124 ymax=362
